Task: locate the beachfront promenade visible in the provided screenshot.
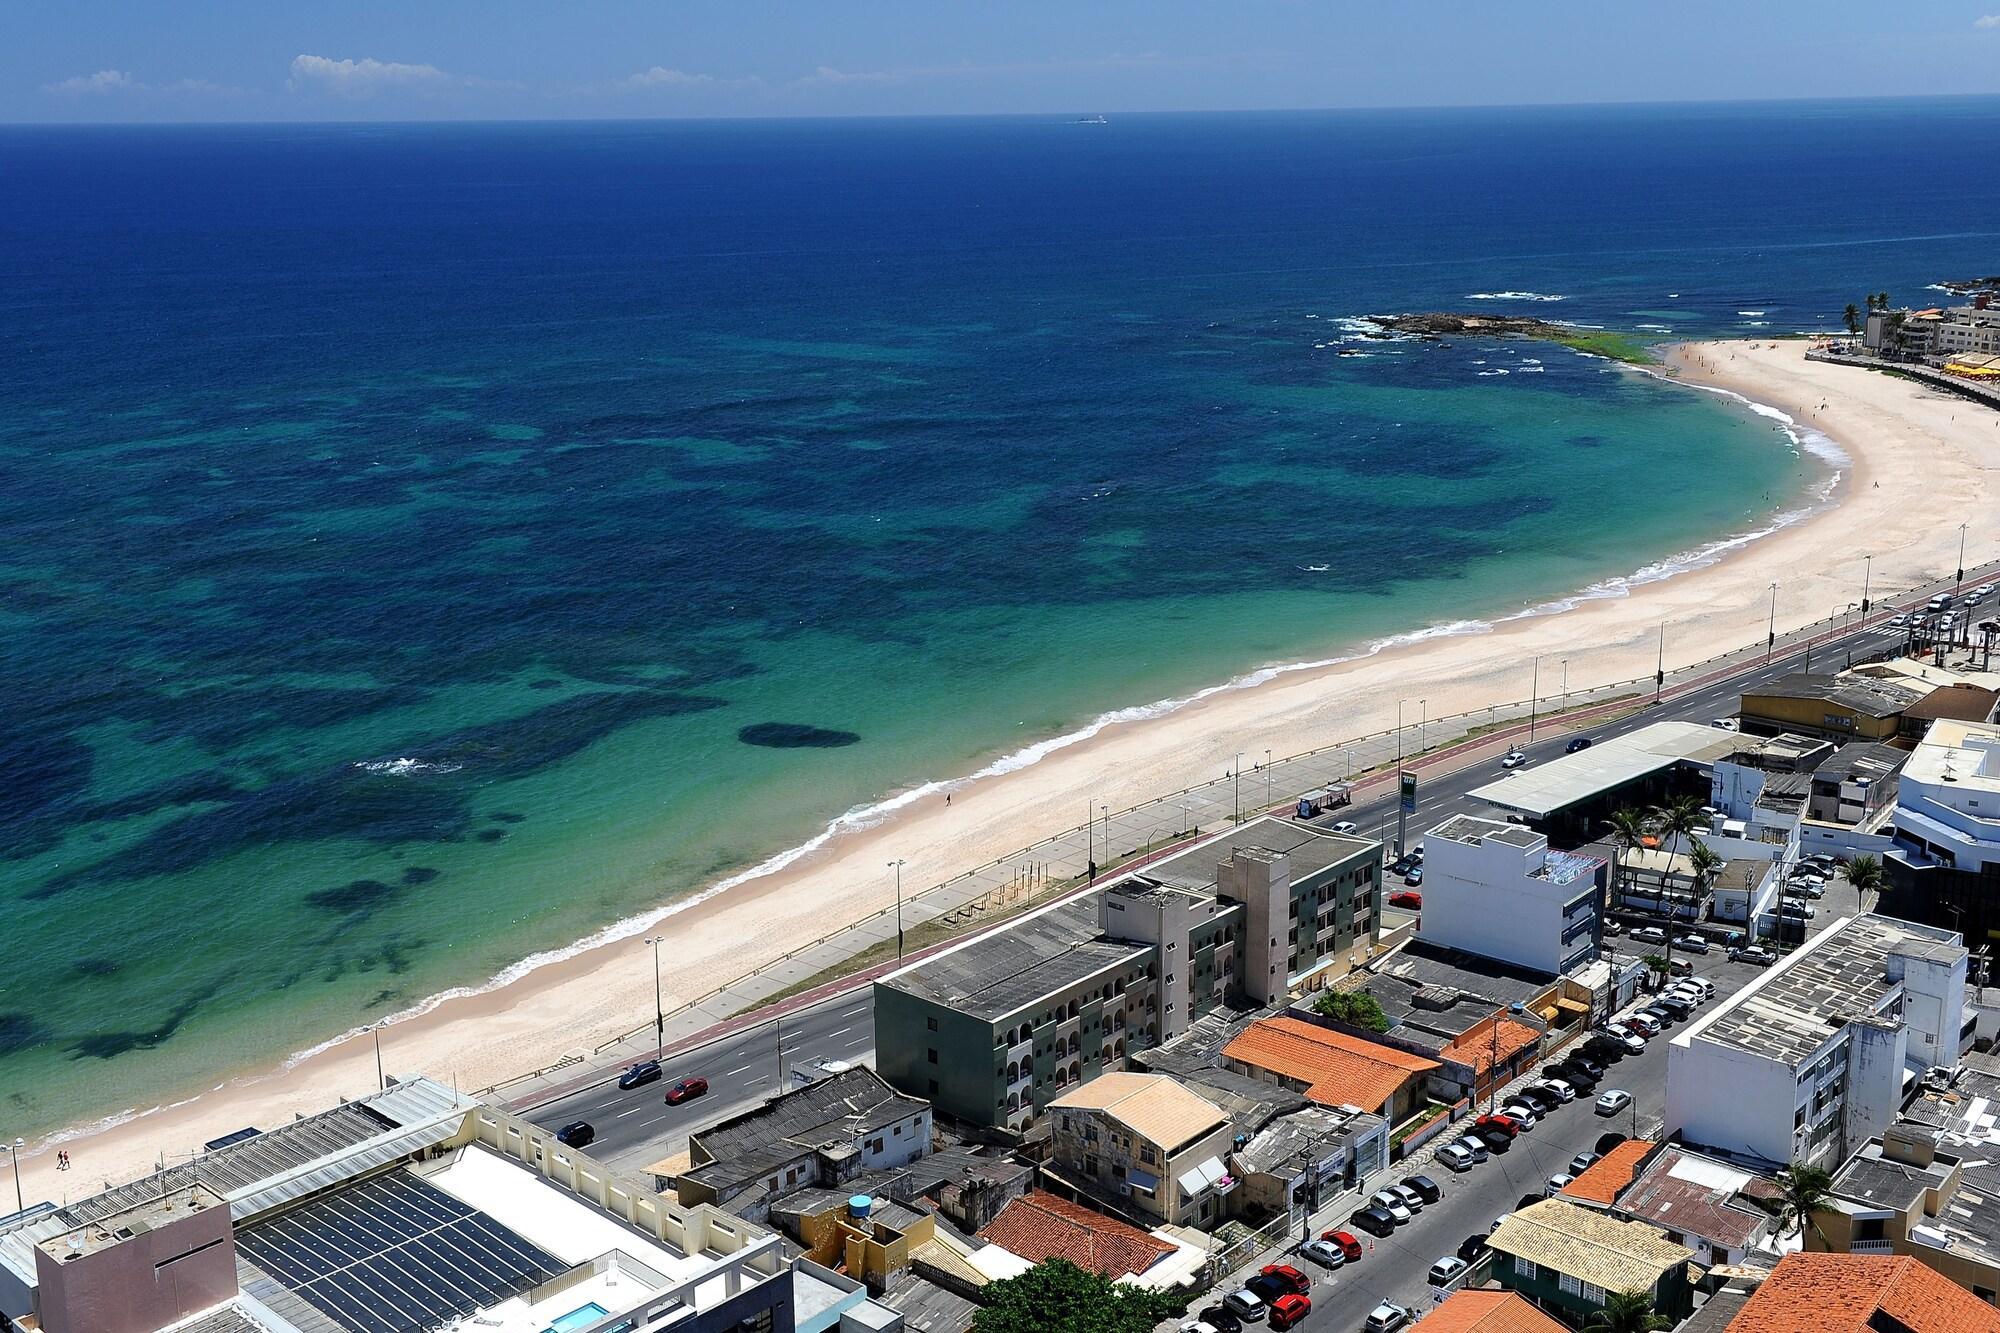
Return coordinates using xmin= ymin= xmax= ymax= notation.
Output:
xmin=488 ymin=556 xmax=2000 ymax=1114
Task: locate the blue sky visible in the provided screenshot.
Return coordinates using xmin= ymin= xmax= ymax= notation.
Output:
xmin=11 ymin=1 xmax=2000 ymax=123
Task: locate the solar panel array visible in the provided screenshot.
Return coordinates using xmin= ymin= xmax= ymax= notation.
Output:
xmin=237 ymin=1172 xmax=567 ymax=1333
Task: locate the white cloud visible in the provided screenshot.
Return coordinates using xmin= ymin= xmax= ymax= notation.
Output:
xmin=1977 ymin=14 xmax=2000 ymax=27
xmin=619 ymin=66 xmax=765 ymax=92
xmin=288 ymin=54 xmax=454 ymax=97
xmin=44 ymin=69 xmax=137 ymax=95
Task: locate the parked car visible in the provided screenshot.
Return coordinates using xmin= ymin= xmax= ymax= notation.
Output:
xmin=1221 ymin=1289 xmax=1266 ymax=1322
xmin=1731 ymin=945 xmax=1778 ymax=966
xmin=1389 ymin=889 xmax=1423 ymax=910
xmin=1267 ymin=1293 xmax=1311 ymax=1331
xmin=664 ymin=1075 xmax=710 ymax=1105
xmin=1582 ymin=1037 xmax=1628 ymax=1064
xmin=1653 ymin=994 xmax=1694 ymax=1020
xmin=1567 ymin=1052 xmax=1606 ymax=1078
xmin=1319 ymin=1229 xmax=1363 ymax=1262
xmin=1475 ymin=1112 xmax=1522 ymax=1139
xmin=1712 ymin=717 xmax=1738 ymax=731
xmin=1178 ymin=1319 xmax=1221 ymax=1333
xmin=1364 ymin=1304 xmax=1413 ymax=1333
xmin=1631 ymin=926 xmax=1668 ymax=945
xmin=1499 ymin=1102 xmax=1540 ymax=1130
xmin=1620 ymin=1011 xmax=1661 ymax=1037
xmin=1450 ymin=1134 xmax=1491 ymax=1162
xmin=1259 ymin=1264 xmax=1311 ymax=1296
xmin=1403 ymin=867 xmax=1424 ymax=886
xmin=1569 ymin=1151 xmax=1602 ymax=1175
xmin=1675 ymin=933 xmax=1710 ymax=954
xmin=1603 ymin=919 xmax=1623 ymax=938
xmin=1788 ymin=882 xmax=1826 ymax=900
xmin=1678 ymin=977 xmax=1716 ymax=1000
xmin=1195 ymin=1306 xmax=1242 ymax=1333
xmin=1516 ymin=1084 xmax=1563 ymax=1114
xmin=1565 ymin=736 xmax=1594 ymax=753
xmin=1428 ymin=1255 xmax=1469 ymax=1286
xmin=555 ymin=1120 xmax=595 ymax=1148
xmin=1392 ymin=855 xmax=1415 ymax=875
xmin=617 ymin=1060 xmax=662 ymax=1090
xmin=1596 ymin=1131 xmax=1630 ymax=1156
xmin=1351 ymin=1205 xmax=1399 ymax=1238
xmin=1544 ymin=1172 xmax=1575 ymax=1196
xmin=1550 ymin=1065 xmax=1598 ymax=1093
xmin=1780 ymin=902 xmax=1816 ymax=920
xmin=1598 ymin=1026 xmax=1646 ymax=1053
xmin=1403 ymin=1173 xmax=1442 ymax=1204
xmin=1330 ymin=820 xmax=1359 ymax=835
xmin=1246 ymin=1274 xmax=1292 ymax=1306
xmin=1437 ymin=1143 xmax=1478 ymax=1173
xmin=1299 ymin=1238 xmax=1346 ymax=1269
xmin=1530 ymin=1078 xmax=1575 ymax=1104
xmin=1595 ymin=1089 xmax=1633 ymax=1117
xmin=1369 ymin=1190 xmax=1413 ymax=1223
xmin=1457 ymin=1234 xmax=1490 ymax=1264
xmin=1389 ymin=1183 xmax=1427 ymax=1213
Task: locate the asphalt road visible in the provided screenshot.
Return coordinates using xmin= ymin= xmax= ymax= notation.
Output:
xmin=527 ymin=989 xmax=875 ymax=1170
xmin=1249 ymin=953 xmax=1777 ymax=1332
xmin=530 ymin=613 xmax=1914 ymax=1173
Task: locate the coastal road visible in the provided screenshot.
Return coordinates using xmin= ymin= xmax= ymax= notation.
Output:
xmin=1236 ymin=954 xmax=1776 ymax=1331
xmin=527 ymin=988 xmax=874 ymax=1172
xmin=525 ymin=612 xmax=1918 ymax=1171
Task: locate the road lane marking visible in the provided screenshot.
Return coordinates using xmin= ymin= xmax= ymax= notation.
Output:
xmin=616 ymin=1106 xmax=646 ymax=1118
xmin=828 ymin=1025 xmax=854 ymax=1038
xmin=723 ymin=1062 xmax=757 ymax=1076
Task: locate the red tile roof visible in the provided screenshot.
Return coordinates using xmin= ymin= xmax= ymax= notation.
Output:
xmin=1222 ymin=1017 xmax=1439 ymax=1110
xmin=1415 ymin=1290 xmax=1568 ymax=1332
xmin=1559 ymin=1139 xmax=1656 ymax=1206
xmin=1442 ymin=1018 xmax=1542 ymax=1077
xmin=975 ymin=1190 xmax=1175 ymax=1280
xmin=1727 ymin=1253 xmax=2000 ymax=1333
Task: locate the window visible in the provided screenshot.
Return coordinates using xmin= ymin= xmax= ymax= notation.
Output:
xmin=927 ymin=1078 xmax=938 ymax=1095
xmin=868 ymin=1138 xmax=884 ymax=1154
xmin=1516 ymin=1257 xmax=1538 ymax=1280
xmin=892 ymin=1124 xmax=903 ymax=1136
xmin=927 ymin=1048 xmax=938 ymax=1064
xmin=927 ymin=1016 xmax=938 ymax=1031
xmin=1141 ymin=1145 xmax=1157 ymax=1165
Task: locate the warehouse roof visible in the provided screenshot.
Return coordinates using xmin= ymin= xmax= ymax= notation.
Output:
xmin=1469 ymin=721 xmax=1739 ymax=819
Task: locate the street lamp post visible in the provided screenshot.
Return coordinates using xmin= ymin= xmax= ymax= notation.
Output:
xmin=1100 ymin=804 xmax=1109 ymax=867
xmin=370 ymin=1024 xmax=385 ymax=1092
xmin=1264 ymin=748 xmax=1272 ymax=809
xmin=1529 ymin=656 xmax=1540 ymax=742
xmin=1654 ymin=622 xmax=1666 ymax=705
xmin=1180 ymin=802 xmax=1190 ymax=836
xmin=1418 ymin=699 xmax=1427 ymax=754
xmin=644 ymin=934 xmax=666 ymax=1056
xmin=1957 ymin=522 xmax=1969 ymax=596
xmin=1560 ymin=659 xmax=1568 ymax=710
xmin=1861 ymin=554 xmax=1872 ymax=615
xmin=1766 ymin=582 xmax=1780 ymax=662
xmin=888 ymin=860 xmax=906 ymax=960
xmin=7 ymin=1137 xmax=23 ymax=1215
xmin=1233 ymin=753 xmax=1243 ymax=824
xmin=1086 ymin=799 xmax=1096 ymax=881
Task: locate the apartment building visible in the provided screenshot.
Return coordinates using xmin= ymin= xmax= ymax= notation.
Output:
xmin=1049 ymin=1072 xmax=1236 ymax=1228
xmin=1418 ymin=815 xmax=1604 ymax=974
xmin=1665 ymin=913 xmax=1969 ymax=1170
xmin=874 ymin=817 xmax=1381 ymax=1130
xmin=1885 ymin=718 xmax=2000 ymax=950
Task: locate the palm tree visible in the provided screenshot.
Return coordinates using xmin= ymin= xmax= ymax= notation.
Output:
xmin=1585 ymin=1290 xmax=1673 ymax=1332
xmin=1847 ymin=853 xmax=1883 ymax=909
xmin=1760 ymin=1162 xmax=1836 ymax=1248
xmin=1688 ymin=838 xmax=1723 ymax=889
xmin=1607 ymin=807 xmax=1652 ymax=909
xmin=1843 ymin=302 xmax=1863 ymax=337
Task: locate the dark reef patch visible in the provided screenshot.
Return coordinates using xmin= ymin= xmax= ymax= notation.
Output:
xmin=400 ymin=866 xmax=441 ymax=885
xmin=69 ymin=957 xmax=121 ymax=979
xmin=476 ymin=828 xmax=508 ymax=843
xmin=306 ymin=878 xmax=398 ymax=912
xmin=0 ymin=1013 xmax=51 ymax=1057
xmin=738 ymin=722 xmax=861 ymax=749
xmin=489 ymin=811 xmax=527 ymax=823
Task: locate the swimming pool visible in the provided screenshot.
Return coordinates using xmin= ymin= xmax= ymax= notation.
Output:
xmin=543 ymin=1304 xmax=608 ymax=1333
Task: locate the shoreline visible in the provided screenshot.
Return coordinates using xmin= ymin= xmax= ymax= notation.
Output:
xmin=22 ymin=337 xmax=2000 ymax=1206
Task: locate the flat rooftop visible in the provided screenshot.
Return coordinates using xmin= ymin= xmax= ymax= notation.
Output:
xmin=1470 ymin=721 xmax=1739 ymax=819
xmin=685 ymin=1067 xmax=928 ymax=1193
xmin=1742 ymin=672 xmax=1926 ymax=719
xmin=1143 ymin=814 xmax=1376 ymax=892
xmin=1902 ymin=718 xmax=2000 ymax=791
xmin=1431 ymin=814 xmax=1543 ymax=848
xmin=883 ymin=893 xmax=1149 ymax=1020
xmin=1676 ymin=914 xmax=1966 ymax=1066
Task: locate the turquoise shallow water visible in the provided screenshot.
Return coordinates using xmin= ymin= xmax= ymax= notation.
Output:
xmin=4 ymin=100 xmax=1999 ymax=1137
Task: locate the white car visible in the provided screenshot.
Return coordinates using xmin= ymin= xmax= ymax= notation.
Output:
xmin=1599 ymin=1026 xmax=1646 ymax=1053
xmin=1299 ymin=1237 xmax=1347 ymax=1268
xmin=1500 ymin=1102 xmax=1539 ymax=1129
xmin=1544 ymin=1172 xmax=1575 ymax=1196
xmin=1595 ymin=1089 xmax=1633 ymax=1116
xmin=1674 ymin=934 xmax=1710 ymax=954
xmin=1436 ymin=1143 xmax=1478 ymax=1173
xmin=1712 ymin=717 xmax=1738 ymax=731
xmin=1531 ymin=1078 xmax=1576 ymax=1103
xmin=1888 ymin=613 xmax=1910 ymax=627
xmin=1621 ymin=1012 xmax=1661 ymax=1037
xmin=1222 ymin=1289 xmax=1266 ymax=1321
xmin=1365 ymin=1304 xmax=1413 ymax=1333
xmin=1630 ymin=926 xmax=1668 ymax=945
xmin=1501 ymin=750 xmax=1528 ymax=769
xmin=1370 ymin=1189 xmax=1413 ymax=1223
xmin=1330 ymin=820 xmax=1359 ymax=834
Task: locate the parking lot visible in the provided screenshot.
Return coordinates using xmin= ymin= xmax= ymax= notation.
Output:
xmin=1201 ymin=953 xmax=1774 ymax=1331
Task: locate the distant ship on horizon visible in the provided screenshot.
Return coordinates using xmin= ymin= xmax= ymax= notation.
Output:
xmin=1073 ymin=114 xmax=1109 ymax=125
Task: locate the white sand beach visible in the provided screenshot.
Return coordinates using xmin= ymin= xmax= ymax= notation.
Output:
xmin=22 ymin=338 xmax=2000 ymax=1203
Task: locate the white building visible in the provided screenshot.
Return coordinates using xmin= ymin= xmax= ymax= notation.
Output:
xmin=1936 ymin=305 xmax=2000 ymax=357
xmin=1419 ymin=815 xmax=1605 ymax=974
xmin=1666 ymin=913 xmax=1968 ymax=1170
xmin=1888 ymin=718 xmax=2000 ymax=879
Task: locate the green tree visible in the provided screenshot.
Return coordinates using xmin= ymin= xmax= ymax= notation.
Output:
xmin=1607 ymin=807 xmax=1652 ymax=908
xmin=1844 ymin=302 xmax=1862 ymax=336
xmin=1687 ymin=838 xmax=1723 ymax=888
xmin=1584 ymin=1289 xmax=1674 ymax=1332
xmin=1758 ymin=1162 xmax=1836 ymax=1248
xmin=973 ymin=1258 xmax=1186 ymax=1333
xmin=1314 ymin=988 xmax=1391 ymax=1033
xmin=1846 ymin=853 xmax=1883 ymax=906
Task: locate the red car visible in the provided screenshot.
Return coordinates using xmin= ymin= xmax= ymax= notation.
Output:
xmin=1319 ymin=1229 xmax=1362 ymax=1261
xmin=664 ymin=1076 xmax=709 ymax=1105
xmin=1259 ymin=1263 xmax=1311 ymax=1295
xmin=1389 ymin=890 xmax=1422 ymax=910
xmin=1475 ymin=1112 xmax=1522 ymax=1139
xmin=1269 ymin=1293 xmax=1312 ymax=1330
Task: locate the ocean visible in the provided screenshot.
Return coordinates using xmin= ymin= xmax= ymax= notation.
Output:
xmin=4 ymin=97 xmax=1999 ymax=1139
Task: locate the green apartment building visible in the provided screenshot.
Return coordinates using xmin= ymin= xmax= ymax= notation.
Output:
xmin=1488 ymin=1199 xmax=1699 ymax=1326
xmin=874 ymin=817 xmax=1381 ymax=1130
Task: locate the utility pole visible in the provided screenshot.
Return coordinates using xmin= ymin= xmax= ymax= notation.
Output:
xmin=1419 ymin=699 xmax=1427 ymax=754
xmin=371 ymin=1025 xmax=386 ymax=1092
xmin=1766 ymin=582 xmax=1780 ymax=662
xmin=1086 ymin=799 xmax=1096 ymax=882
xmin=888 ymin=860 xmax=906 ymax=960
xmin=1233 ymin=753 xmax=1243 ymax=824
xmin=1654 ymin=623 xmax=1666 ymax=705
xmin=645 ymin=934 xmax=666 ymax=1055
xmin=1264 ymin=748 xmax=1272 ymax=809
xmin=1957 ymin=522 xmax=1969 ymax=597
xmin=1529 ymin=657 xmax=1540 ymax=742
xmin=1861 ymin=554 xmax=1872 ymax=615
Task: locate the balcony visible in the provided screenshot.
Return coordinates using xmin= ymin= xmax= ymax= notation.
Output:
xmin=1849 ymin=1239 xmax=1896 ymax=1255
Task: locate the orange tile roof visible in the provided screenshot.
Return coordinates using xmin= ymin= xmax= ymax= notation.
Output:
xmin=1727 ymin=1253 xmax=2000 ymax=1333
xmin=975 ymin=1190 xmax=1175 ymax=1281
xmin=1559 ymin=1139 xmax=1656 ymax=1205
xmin=1222 ymin=1017 xmax=1440 ymax=1110
xmin=1415 ymin=1289 xmax=1568 ymax=1333
xmin=1442 ymin=1018 xmax=1542 ymax=1076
